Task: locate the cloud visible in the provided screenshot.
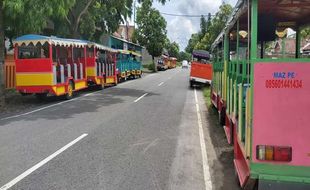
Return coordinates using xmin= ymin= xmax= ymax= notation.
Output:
xmin=153 ymin=0 xmax=238 ymax=50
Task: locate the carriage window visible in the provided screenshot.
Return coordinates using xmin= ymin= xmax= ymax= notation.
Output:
xmin=261 ymin=27 xmax=297 ymax=59
xmin=18 ymin=42 xmax=49 ymax=59
xmin=73 ymin=47 xmax=85 ymax=62
xmin=87 ymin=48 xmax=94 ymax=58
xmin=257 ymin=0 xmax=310 ymax=59
xmin=300 ymin=26 xmax=310 ymax=58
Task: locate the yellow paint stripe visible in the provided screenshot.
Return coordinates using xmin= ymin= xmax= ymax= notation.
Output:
xmin=74 ymin=81 xmax=87 ymax=90
xmin=87 ymin=67 xmax=96 ymax=77
xmin=52 ymin=86 xmax=66 ymax=96
xmin=106 ymin=78 xmax=115 ymax=84
xmin=16 ymin=73 xmax=53 ymax=86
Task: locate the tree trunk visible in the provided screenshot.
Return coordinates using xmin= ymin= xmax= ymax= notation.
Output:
xmin=152 ymin=56 xmax=157 ymax=72
xmin=0 ymin=0 xmax=5 ymax=107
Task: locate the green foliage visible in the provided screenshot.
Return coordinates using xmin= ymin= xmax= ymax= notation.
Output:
xmin=3 ymin=0 xmax=74 ymax=38
xmin=166 ymin=41 xmax=180 ymax=58
xmin=301 ymin=27 xmax=310 ymax=39
xmin=199 ymin=15 xmax=207 ymax=39
xmin=147 ymin=63 xmax=155 ymax=71
xmin=203 ymin=87 xmax=211 ymax=106
xmin=135 ymin=0 xmax=167 ymax=60
xmin=178 ymin=51 xmax=191 ymax=61
xmin=185 ymin=3 xmax=233 ymax=53
xmin=185 ymin=33 xmax=200 ymax=53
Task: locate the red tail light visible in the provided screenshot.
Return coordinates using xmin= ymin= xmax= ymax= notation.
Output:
xmin=256 ymin=145 xmax=292 ymax=162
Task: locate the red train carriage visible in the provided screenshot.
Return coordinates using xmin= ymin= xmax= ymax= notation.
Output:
xmin=85 ymin=42 xmax=118 ymax=89
xmin=14 ymin=34 xmax=88 ymax=99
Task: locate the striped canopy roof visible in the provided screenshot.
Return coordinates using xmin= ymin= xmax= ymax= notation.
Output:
xmin=14 ymin=34 xmax=87 ymax=47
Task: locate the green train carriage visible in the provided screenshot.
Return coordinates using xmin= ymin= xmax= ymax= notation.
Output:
xmin=210 ymin=0 xmax=310 ymax=189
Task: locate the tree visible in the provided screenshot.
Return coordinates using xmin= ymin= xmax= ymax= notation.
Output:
xmin=0 ymin=0 xmax=4 ymax=106
xmin=178 ymin=51 xmax=191 ymax=61
xmin=0 ymin=0 xmax=74 ymax=105
xmin=186 ymin=3 xmax=232 ymax=52
xmin=301 ymin=27 xmax=310 ymax=39
xmin=199 ymin=15 xmax=207 ymax=40
xmin=134 ymin=0 xmax=167 ymax=71
xmin=167 ymin=41 xmax=180 ymax=58
xmin=185 ymin=33 xmax=200 ymax=53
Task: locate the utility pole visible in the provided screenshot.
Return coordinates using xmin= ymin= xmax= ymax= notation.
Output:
xmin=133 ymin=0 xmax=136 ymax=28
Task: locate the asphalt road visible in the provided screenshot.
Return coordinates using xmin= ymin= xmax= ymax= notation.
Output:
xmin=0 ymin=68 xmax=239 ymax=190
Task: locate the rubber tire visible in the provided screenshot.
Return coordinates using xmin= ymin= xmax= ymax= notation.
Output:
xmin=97 ymin=79 xmax=105 ymax=90
xmin=220 ymin=107 xmax=226 ymax=126
xmin=65 ymin=81 xmax=74 ymax=100
xmin=190 ymin=80 xmax=194 ymax=88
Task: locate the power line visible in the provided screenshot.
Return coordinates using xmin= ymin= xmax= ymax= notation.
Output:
xmin=160 ymin=12 xmax=214 ymax=17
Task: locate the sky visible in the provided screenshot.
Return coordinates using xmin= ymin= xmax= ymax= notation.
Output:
xmin=152 ymin=0 xmax=238 ymax=51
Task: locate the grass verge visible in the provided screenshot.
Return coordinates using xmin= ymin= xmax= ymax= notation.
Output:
xmin=202 ymin=86 xmax=211 ymax=107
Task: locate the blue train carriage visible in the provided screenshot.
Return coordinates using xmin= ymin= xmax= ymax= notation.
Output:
xmin=116 ymin=50 xmax=142 ymax=81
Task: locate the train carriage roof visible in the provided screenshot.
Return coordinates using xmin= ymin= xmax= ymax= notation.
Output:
xmin=192 ymin=50 xmax=210 ymax=59
xmin=14 ymin=34 xmax=87 ymax=47
xmin=118 ymin=49 xmax=142 ymax=57
xmin=211 ymin=0 xmax=310 ymax=50
xmin=86 ymin=42 xmax=117 ymax=53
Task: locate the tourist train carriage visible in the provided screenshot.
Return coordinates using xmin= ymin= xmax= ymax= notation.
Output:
xmin=189 ymin=50 xmax=212 ymax=87
xmin=211 ymin=0 xmax=310 ymax=189
xmin=14 ymin=34 xmax=88 ymax=99
xmin=85 ymin=42 xmax=118 ymax=88
xmin=169 ymin=57 xmax=177 ymax=69
xmin=116 ymin=50 xmax=142 ymax=81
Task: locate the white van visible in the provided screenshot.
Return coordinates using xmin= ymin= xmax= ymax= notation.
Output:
xmin=182 ymin=60 xmax=188 ymax=68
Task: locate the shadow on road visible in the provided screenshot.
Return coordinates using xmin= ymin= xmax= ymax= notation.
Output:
xmin=0 ymin=87 xmax=159 ymax=125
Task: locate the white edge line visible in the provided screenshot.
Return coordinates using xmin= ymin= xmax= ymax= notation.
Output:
xmin=0 ymin=133 xmax=88 ymax=190
xmin=134 ymin=93 xmax=148 ymax=103
xmin=194 ymin=88 xmax=212 ymax=190
xmin=158 ymin=82 xmax=164 ymax=86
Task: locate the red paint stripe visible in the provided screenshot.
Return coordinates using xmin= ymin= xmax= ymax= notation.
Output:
xmin=16 ymin=59 xmax=52 ymax=72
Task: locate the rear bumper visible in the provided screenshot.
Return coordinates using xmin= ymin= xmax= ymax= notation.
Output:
xmin=190 ymin=77 xmax=211 ymax=84
xmin=258 ymin=179 xmax=310 ymax=190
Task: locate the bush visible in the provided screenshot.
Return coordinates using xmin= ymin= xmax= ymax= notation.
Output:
xmin=148 ymin=63 xmax=155 ymax=71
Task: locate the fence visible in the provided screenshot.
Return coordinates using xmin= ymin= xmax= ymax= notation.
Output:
xmin=4 ymin=55 xmax=16 ymax=89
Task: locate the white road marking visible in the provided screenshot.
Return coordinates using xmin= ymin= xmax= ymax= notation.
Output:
xmin=0 ymin=133 xmax=88 ymax=190
xmin=194 ymin=88 xmax=212 ymax=190
xmin=0 ymin=99 xmax=76 ymax=121
xmin=134 ymin=93 xmax=148 ymax=103
xmin=0 ymin=72 xmax=148 ymax=121
xmin=158 ymin=82 xmax=164 ymax=86
xmin=168 ymin=77 xmax=172 ymax=80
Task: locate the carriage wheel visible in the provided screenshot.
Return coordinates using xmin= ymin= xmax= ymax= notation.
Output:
xmin=35 ymin=93 xmax=47 ymax=101
xmin=66 ymin=81 xmax=74 ymax=100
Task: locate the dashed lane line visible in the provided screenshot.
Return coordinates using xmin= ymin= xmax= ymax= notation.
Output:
xmin=134 ymin=93 xmax=148 ymax=103
xmin=0 ymin=133 xmax=88 ymax=190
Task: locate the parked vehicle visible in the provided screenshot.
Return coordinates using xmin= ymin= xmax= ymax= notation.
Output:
xmin=14 ymin=35 xmax=89 ymax=99
xmin=13 ymin=34 xmax=142 ymax=100
xmin=86 ymin=42 xmax=118 ymax=89
xmin=182 ymin=60 xmax=188 ymax=68
xmin=210 ymin=1 xmax=310 ymax=189
xmin=189 ymin=50 xmax=212 ymax=87
xmin=157 ymin=59 xmax=167 ymax=71
xmin=169 ymin=57 xmax=177 ymax=69
xmin=117 ymin=50 xmax=142 ymax=80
